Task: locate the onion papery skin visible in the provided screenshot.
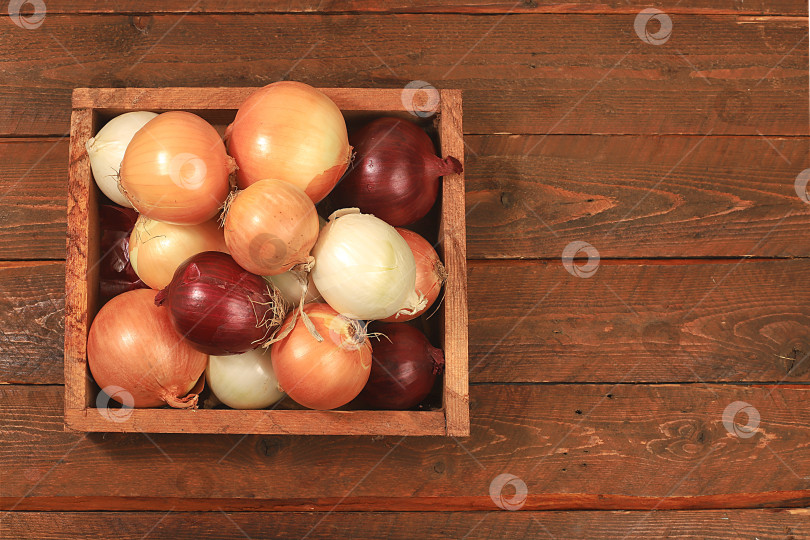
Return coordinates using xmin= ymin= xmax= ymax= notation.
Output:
xmin=361 ymin=322 xmax=444 ymax=410
xmin=224 ymin=179 xmax=319 ymax=276
xmin=381 ymin=228 xmax=446 ymax=322
xmin=155 ymin=251 xmax=285 ymax=355
xmin=87 ymin=111 xmax=158 ymax=208
xmin=129 ymin=215 xmax=228 ymax=290
xmin=271 ymin=303 xmax=372 ymax=410
xmin=99 ymin=204 xmax=147 ymax=304
xmin=329 ymin=117 xmax=463 ymax=226
xmin=87 ymin=288 xmax=208 ymax=408
xmin=120 ymin=111 xmax=233 ymax=225
xmin=207 ymin=348 xmax=285 ymax=409
xmin=226 ymin=82 xmax=351 ymax=203
xmin=311 ymin=209 xmax=420 ymax=321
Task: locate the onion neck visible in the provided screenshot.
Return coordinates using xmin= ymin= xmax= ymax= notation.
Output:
xmin=154 ymin=287 xmax=168 ymax=306
xmin=425 ymin=154 xmax=463 ymax=178
xmin=163 ymin=391 xmax=200 ymax=409
xmin=428 ymin=345 xmax=445 ymax=374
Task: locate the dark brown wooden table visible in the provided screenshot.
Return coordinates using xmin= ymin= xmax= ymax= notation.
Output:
xmin=2 ymin=2 xmax=810 ymax=538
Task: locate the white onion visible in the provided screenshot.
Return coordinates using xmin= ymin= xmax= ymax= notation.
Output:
xmin=206 ymin=348 xmax=285 ymax=409
xmin=86 ymin=111 xmax=158 ymax=207
xmin=311 ymin=208 xmax=425 ymax=320
xmin=266 ymin=271 xmax=322 ymax=306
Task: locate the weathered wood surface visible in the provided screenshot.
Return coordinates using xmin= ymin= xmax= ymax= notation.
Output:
xmin=30 ymin=0 xmax=810 ymax=15
xmin=5 ymin=259 xmax=810 ymax=385
xmin=0 ymin=139 xmax=68 ymax=260
xmin=468 ymin=258 xmax=810 ymax=383
xmin=0 ymin=15 xmax=806 ymax=137
xmin=465 ymin=135 xmax=810 ymax=259
xmin=4 ymin=509 xmax=810 ymax=539
xmin=4 ymin=135 xmax=809 ymax=261
xmin=2 ymin=384 xmax=809 ymax=510
xmin=0 ymin=262 xmax=64 ymax=385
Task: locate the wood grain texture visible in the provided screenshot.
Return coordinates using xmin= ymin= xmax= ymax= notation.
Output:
xmin=5 ymin=259 xmax=810 ymax=385
xmin=32 ymin=0 xmax=810 ymax=15
xmin=4 ymin=509 xmax=810 ymax=539
xmin=64 ymin=108 xmax=96 ymax=413
xmin=65 ymin=409 xmax=447 ymax=435
xmin=2 ymin=384 xmax=810 ymax=510
xmin=466 ymin=134 xmax=810 ymax=258
xmin=6 ymin=135 xmax=810 ymax=262
xmin=0 ymin=15 xmax=806 ymax=137
xmin=0 ymin=262 xmax=64 ymax=385
xmin=439 ymin=89 xmax=470 ymax=436
xmin=468 ymin=259 xmax=810 ymax=383
xmin=0 ymin=139 xmax=68 ymax=260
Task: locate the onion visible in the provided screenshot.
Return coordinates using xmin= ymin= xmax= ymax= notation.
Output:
xmin=329 ymin=117 xmax=462 ymax=226
xmin=271 ymin=303 xmax=371 ymax=410
xmin=361 ymin=323 xmax=444 ymax=410
xmin=99 ymin=204 xmax=147 ymax=304
xmin=129 ymin=215 xmax=228 ymax=290
xmin=223 ymin=179 xmax=319 ymax=276
xmin=120 ymin=111 xmax=234 ymax=225
xmin=226 ymin=81 xmax=352 ymax=203
xmin=155 ymin=251 xmax=286 ymax=355
xmin=311 ymin=209 xmax=425 ymax=321
xmin=207 ymin=348 xmax=285 ymax=409
xmin=381 ymin=229 xmax=446 ymax=322
xmin=86 ymin=111 xmax=158 ymax=208
xmin=87 ymin=288 xmax=208 ymax=408
xmin=266 ymin=271 xmax=322 ymax=306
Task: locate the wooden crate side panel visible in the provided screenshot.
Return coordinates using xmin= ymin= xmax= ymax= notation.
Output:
xmin=64 ymin=107 xmax=95 ymax=416
xmin=64 ymin=409 xmax=446 ymax=435
xmin=72 ymin=87 xmax=422 ymax=113
xmin=438 ymin=89 xmax=469 ymax=436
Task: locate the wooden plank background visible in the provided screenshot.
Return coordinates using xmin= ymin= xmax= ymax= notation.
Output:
xmin=1 ymin=0 xmax=809 ymax=536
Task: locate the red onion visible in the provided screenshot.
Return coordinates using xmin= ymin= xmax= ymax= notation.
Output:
xmin=361 ymin=322 xmax=444 ymax=410
xmin=87 ymin=288 xmax=208 ymax=408
xmin=329 ymin=117 xmax=463 ymax=226
xmin=99 ymin=204 xmax=146 ymax=303
xmin=155 ymin=251 xmax=286 ymax=355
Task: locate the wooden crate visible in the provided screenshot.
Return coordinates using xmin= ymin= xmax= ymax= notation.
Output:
xmin=64 ymin=87 xmax=469 ymax=436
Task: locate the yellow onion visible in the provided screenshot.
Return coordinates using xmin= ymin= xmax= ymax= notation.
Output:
xmin=224 ymin=179 xmax=319 ymax=276
xmin=128 ymin=215 xmax=228 ymax=290
xmin=226 ymin=82 xmax=351 ymax=203
xmin=120 ymin=111 xmax=234 ymax=224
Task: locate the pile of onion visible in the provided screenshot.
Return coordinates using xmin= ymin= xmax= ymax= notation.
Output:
xmin=311 ymin=209 xmax=425 ymax=321
xmin=223 ymin=179 xmax=320 ymax=276
xmin=87 ymin=288 xmax=208 ymax=408
xmin=329 ymin=117 xmax=462 ymax=226
xmin=226 ymin=81 xmax=352 ymax=203
xmin=129 ymin=215 xmax=228 ymax=290
xmin=155 ymin=251 xmax=286 ymax=355
xmin=271 ymin=303 xmax=371 ymax=410
xmin=361 ymin=322 xmax=444 ymax=410
xmin=120 ymin=111 xmax=234 ymax=224
xmin=382 ymin=228 xmax=446 ymax=322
